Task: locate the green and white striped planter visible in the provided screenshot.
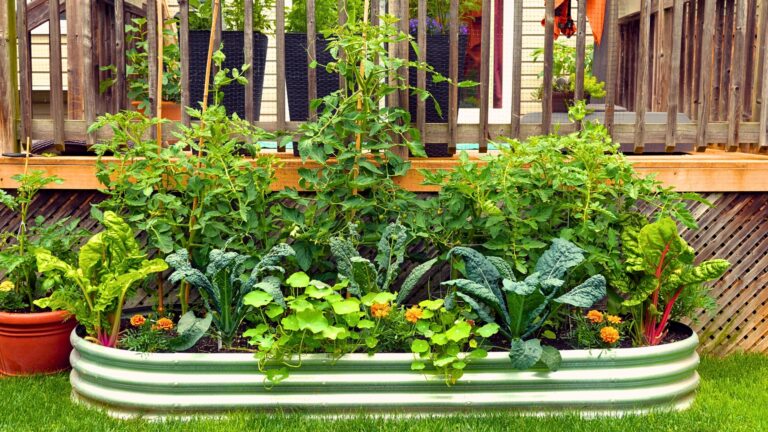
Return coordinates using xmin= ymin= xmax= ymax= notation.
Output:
xmin=69 ymin=327 xmax=700 ymax=419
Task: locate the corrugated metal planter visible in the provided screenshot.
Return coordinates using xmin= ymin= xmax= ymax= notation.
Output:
xmin=69 ymin=326 xmax=701 ymax=419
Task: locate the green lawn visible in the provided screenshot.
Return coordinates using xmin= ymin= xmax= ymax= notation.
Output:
xmin=1 ymin=354 xmax=766 ymax=432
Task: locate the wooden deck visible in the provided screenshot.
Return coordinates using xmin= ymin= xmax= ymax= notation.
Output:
xmin=2 ymin=149 xmax=768 ymax=192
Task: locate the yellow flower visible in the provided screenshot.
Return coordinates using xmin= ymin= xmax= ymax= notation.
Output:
xmin=606 ymin=314 xmax=622 ymax=325
xmin=371 ymin=303 xmax=391 ymax=319
xmin=586 ymin=310 xmax=604 ymax=324
xmin=405 ymin=306 xmax=423 ymax=324
xmin=600 ymin=326 xmax=620 ymax=344
xmin=153 ymin=317 xmax=174 ymax=331
xmin=129 ymin=314 xmax=146 ymax=327
xmin=0 ymin=280 xmax=14 ymax=292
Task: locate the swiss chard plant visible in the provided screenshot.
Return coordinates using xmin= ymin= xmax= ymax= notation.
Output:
xmin=34 ymin=211 xmax=168 ymax=347
xmin=442 ymin=239 xmax=606 ymax=371
xmin=165 ymin=244 xmax=295 ymax=348
xmin=615 ymin=217 xmax=730 ymax=345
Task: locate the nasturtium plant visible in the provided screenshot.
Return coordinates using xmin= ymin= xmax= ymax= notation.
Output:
xmin=442 ymin=239 xmax=606 ymax=371
xmin=408 ymin=299 xmax=499 ymax=384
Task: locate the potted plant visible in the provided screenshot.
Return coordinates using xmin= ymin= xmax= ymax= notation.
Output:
xmin=0 ymin=154 xmax=87 ymax=375
xmin=531 ymin=42 xmax=606 ymax=112
xmin=186 ymin=0 xmax=273 ymax=118
xmin=284 ymin=0 xmax=364 ymax=122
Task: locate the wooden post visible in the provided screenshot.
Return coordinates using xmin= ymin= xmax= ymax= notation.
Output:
xmin=751 ymin=0 xmax=767 ymax=122
xmin=633 ymin=0 xmax=651 ymax=154
xmin=114 ymin=0 xmax=126 ymax=113
xmin=398 ymin=0 xmax=409 ymax=121
xmin=728 ymin=0 xmax=747 ymax=152
xmin=82 ymin=0 xmax=95 ymax=145
xmin=448 ymin=0 xmax=458 ymax=154
xmin=718 ymin=0 xmax=734 ymax=120
xmin=307 ymin=0 xmax=317 ymax=120
xmin=478 ymin=0 xmax=491 ymax=152
xmin=244 ymin=0 xmax=255 ymax=123
xmin=180 ymin=0 xmax=190 ymax=126
xmin=0 ymin=0 xmax=17 ymax=152
xmin=155 ymin=0 xmax=164 ymax=142
xmin=665 ymin=0 xmax=684 ymax=152
xmin=696 ymin=0 xmax=717 ymax=151
xmin=147 ymin=0 xmax=158 ymax=134
xmin=510 ymin=0 xmax=523 ymax=139
xmin=574 ymin=0 xmax=587 ymax=102
xmin=542 ymin=0 xmax=554 ymax=135
xmin=416 ymin=0 xmax=426 ymax=141
xmin=66 ymin=0 xmax=82 ymax=119
xmin=276 ymin=0 xmax=286 ymax=135
xmin=605 ymin=0 xmax=619 ymax=136
xmin=15 ymin=0 xmax=31 ymax=143
xmin=338 ymin=0 xmax=347 ymax=91
xmin=49 ymin=0 xmax=64 ymax=150
xmin=760 ymin=0 xmax=768 ymax=151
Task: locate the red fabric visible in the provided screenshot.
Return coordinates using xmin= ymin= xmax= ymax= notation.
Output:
xmin=541 ymin=0 xmax=606 ymax=46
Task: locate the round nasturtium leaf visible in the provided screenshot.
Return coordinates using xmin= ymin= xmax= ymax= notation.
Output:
xmin=243 ymin=290 xmax=273 ymax=308
xmin=411 ymin=339 xmax=430 ymax=353
xmin=286 ymin=271 xmax=311 ymax=288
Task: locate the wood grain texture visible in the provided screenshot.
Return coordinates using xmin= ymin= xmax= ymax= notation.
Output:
xmin=633 ymin=0 xmax=651 ymax=153
xmin=0 ymin=0 xmax=17 ymax=153
xmin=114 ymin=0 xmax=126 ymax=113
xmin=276 ymin=0 xmax=286 ymax=133
xmin=244 ymin=0 xmax=255 ymax=123
xmin=574 ymin=0 xmax=587 ymax=102
xmin=478 ymin=0 xmax=491 ymax=152
xmin=447 ymin=0 xmax=458 ymax=153
xmin=665 ymin=0 xmax=684 ymax=152
xmin=82 ymin=0 xmax=95 ymax=146
xmin=761 ymin=0 xmax=768 ymax=149
xmin=696 ymin=0 xmax=717 ymax=151
xmin=728 ymin=0 xmax=748 ymax=151
xmin=146 ymin=0 xmax=158 ymax=139
xmin=179 ymin=0 xmax=190 ymax=126
xmin=416 ymin=0 xmax=426 ymax=139
xmin=15 ymin=0 xmax=31 ymax=144
xmin=306 ymin=0 xmax=317 ymax=120
xmin=541 ymin=0 xmax=555 ymax=134
xmin=510 ymin=0 xmax=523 ymax=139
xmin=605 ymin=0 xmax=620 ymax=135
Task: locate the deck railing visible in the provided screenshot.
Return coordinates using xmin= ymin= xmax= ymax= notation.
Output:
xmin=0 ymin=0 xmax=767 ymax=155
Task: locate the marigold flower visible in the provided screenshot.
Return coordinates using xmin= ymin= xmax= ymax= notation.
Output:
xmin=129 ymin=314 xmax=146 ymax=327
xmin=606 ymin=314 xmax=622 ymax=325
xmin=0 ymin=280 xmax=14 ymax=292
xmin=586 ymin=310 xmax=604 ymax=324
xmin=405 ymin=306 xmax=423 ymax=323
xmin=600 ymin=326 xmax=620 ymax=344
xmin=154 ymin=317 xmax=174 ymax=331
xmin=371 ymin=302 xmax=391 ymax=319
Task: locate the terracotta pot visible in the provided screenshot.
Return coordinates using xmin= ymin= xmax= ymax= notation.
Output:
xmin=0 ymin=310 xmax=76 ymax=376
xmin=130 ymin=100 xmax=182 ymax=121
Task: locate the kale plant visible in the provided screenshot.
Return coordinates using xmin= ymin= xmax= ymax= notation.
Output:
xmin=442 ymin=239 xmax=606 ymax=371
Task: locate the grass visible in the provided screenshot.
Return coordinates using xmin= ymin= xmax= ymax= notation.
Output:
xmin=1 ymin=354 xmax=767 ymax=432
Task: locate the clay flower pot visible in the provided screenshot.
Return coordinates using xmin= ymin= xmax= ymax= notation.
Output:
xmin=130 ymin=100 xmax=183 ymax=122
xmin=0 ymin=310 xmax=76 ymax=376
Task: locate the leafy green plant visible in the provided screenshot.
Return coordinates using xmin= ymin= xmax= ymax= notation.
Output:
xmin=286 ymin=0 xmax=364 ymax=33
xmin=569 ymin=309 xmax=626 ymax=349
xmin=189 ymin=0 xmax=275 ymax=32
xmin=0 ymin=163 xmax=88 ymax=312
xmin=280 ymin=13 xmax=466 ymax=271
xmin=442 ymin=240 xmax=606 ymax=371
xmin=34 ymin=212 xmax=167 ymax=347
xmin=408 ymin=299 xmax=499 ymax=384
xmin=531 ymin=42 xmax=604 ymax=99
xmin=406 ymin=0 xmax=481 ymax=34
xmin=90 ymin=51 xmax=280 ymax=311
xmin=243 ymin=272 xmax=400 ymax=382
xmin=615 ymin=217 xmax=730 ymax=345
xmin=421 ymin=107 xmax=703 ymax=288
xmin=166 ymin=244 xmax=295 ymax=348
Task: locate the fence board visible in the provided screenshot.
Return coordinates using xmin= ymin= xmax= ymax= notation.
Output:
xmin=478 ymin=0 xmax=491 ymax=152
xmin=179 ymin=0 xmax=190 ymax=126
xmin=605 ymin=0 xmax=619 ymax=135
xmin=447 ymin=0 xmax=458 ymax=154
xmin=82 ymin=0 xmax=95 ymax=145
xmin=416 ymin=0 xmax=426 ymax=139
xmin=510 ymin=0 xmax=523 ymax=139
xmin=276 ymin=0 xmax=286 ymax=135
xmin=696 ymin=0 xmax=716 ymax=151
xmin=665 ymin=0 xmax=683 ymax=152
xmin=244 ymin=0 xmax=255 ymax=123
xmin=541 ymin=0 xmax=554 ymax=135
xmin=15 ymin=0 xmax=31 ymax=144
xmin=634 ymin=0 xmax=651 ymax=153
xmin=0 ymin=0 xmax=15 ymax=153
xmin=306 ymin=0 xmax=317 ymax=121
xmin=728 ymin=0 xmax=748 ymax=151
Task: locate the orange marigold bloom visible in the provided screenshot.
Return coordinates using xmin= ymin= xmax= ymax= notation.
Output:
xmin=129 ymin=314 xmax=146 ymax=327
xmin=405 ymin=306 xmax=423 ymax=323
xmin=154 ymin=317 xmax=174 ymax=331
xmin=600 ymin=326 xmax=620 ymax=344
xmin=371 ymin=302 xmax=392 ymax=319
xmin=586 ymin=310 xmax=604 ymax=324
xmin=606 ymin=314 xmax=622 ymax=325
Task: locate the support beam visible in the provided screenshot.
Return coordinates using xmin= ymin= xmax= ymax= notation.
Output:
xmin=0 ymin=0 xmax=18 ymax=153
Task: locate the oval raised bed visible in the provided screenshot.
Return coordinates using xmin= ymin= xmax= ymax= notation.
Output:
xmin=0 ymin=310 xmax=76 ymax=376
xmin=69 ymin=325 xmax=700 ymax=419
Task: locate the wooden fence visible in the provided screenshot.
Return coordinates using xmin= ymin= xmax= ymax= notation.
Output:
xmin=1 ymin=0 xmax=768 ymax=154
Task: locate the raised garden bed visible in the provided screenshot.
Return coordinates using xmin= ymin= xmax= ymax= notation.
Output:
xmin=69 ymin=324 xmax=700 ymax=419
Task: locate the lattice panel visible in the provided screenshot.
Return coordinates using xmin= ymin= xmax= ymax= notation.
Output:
xmin=2 ymin=190 xmax=767 ymax=355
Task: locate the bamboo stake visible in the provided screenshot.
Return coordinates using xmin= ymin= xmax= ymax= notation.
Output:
xmin=183 ymin=0 xmax=220 ymax=312
xmin=352 ymin=0 xmax=370 ymax=197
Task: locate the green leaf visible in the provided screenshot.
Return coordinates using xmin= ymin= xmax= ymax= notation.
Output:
xmin=445 ymin=321 xmax=471 ymax=342
xmin=296 ymin=309 xmax=329 ymax=333
xmin=534 ymin=238 xmax=586 ymax=281
xmin=476 ymin=323 xmax=500 ymax=338
xmin=539 ymin=345 xmax=562 ymax=371
xmin=396 ymin=258 xmax=437 ymax=305
xmin=322 ymin=326 xmax=347 ymax=340
xmin=554 ymin=274 xmax=607 ymax=307
xmin=243 ymin=290 xmax=273 ymax=308
xmin=286 ymin=272 xmax=311 ymax=288
xmin=508 ymin=338 xmax=543 ymax=370
xmin=411 ymin=361 xmax=426 ymax=371
xmin=433 ymin=355 xmax=457 ymax=367
xmin=332 ymin=299 xmax=361 ymax=315
xmin=357 ymin=319 xmax=375 ymax=329
xmin=411 ymin=339 xmax=430 ymax=353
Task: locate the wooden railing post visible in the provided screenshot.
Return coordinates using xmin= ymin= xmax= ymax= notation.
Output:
xmin=633 ymin=0 xmax=651 ymax=154
xmin=15 ymin=0 xmax=31 ymax=144
xmin=604 ymin=0 xmax=619 ymax=136
xmin=542 ymin=0 xmax=554 ymax=135
xmin=244 ymin=0 xmax=255 ymax=123
xmin=665 ymin=0 xmax=684 ymax=152
xmin=276 ymin=0 xmax=286 ymax=137
xmin=574 ymin=0 xmax=587 ymax=102
xmin=447 ymin=0 xmax=458 ymax=154
xmin=147 ymin=0 xmax=158 ymax=137
xmin=478 ymin=0 xmax=491 ymax=152
xmin=510 ymin=0 xmax=523 ymax=139
xmin=83 ymin=0 xmax=95 ymax=145
xmin=180 ymin=0 xmax=190 ymax=126
xmin=728 ymin=0 xmax=747 ymax=151
xmin=759 ymin=0 xmax=768 ymax=151
xmin=0 ymin=0 xmax=18 ymax=153
xmin=415 ymin=0 xmax=426 ymax=141
xmin=114 ymin=0 xmax=126 ymax=114
xmin=307 ymin=0 xmax=317 ymax=121
xmin=696 ymin=0 xmax=717 ymax=151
